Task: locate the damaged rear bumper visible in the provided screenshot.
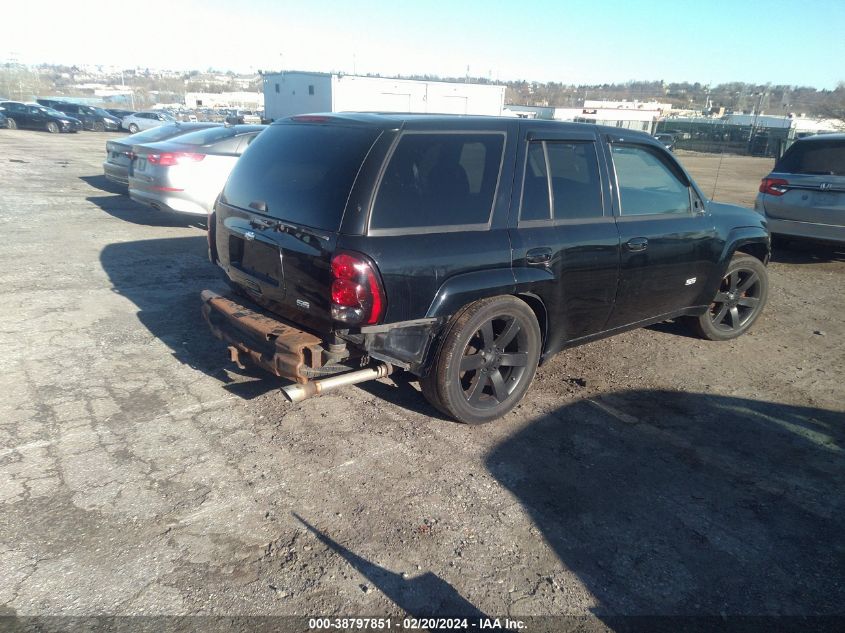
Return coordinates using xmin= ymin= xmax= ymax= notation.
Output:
xmin=201 ymin=289 xmax=443 ymax=388
xmin=200 ymin=290 xmax=334 ymax=384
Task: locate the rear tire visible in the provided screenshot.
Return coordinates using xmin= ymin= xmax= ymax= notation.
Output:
xmin=46 ymin=121 xmax=59 ymax=134
xmin=421 ymin=296 xmax=541 ymax=425
xmin=7 ymin=118 xmax=17 ymax=130
xmin=128 ymin=123 xmax=139 ymax=133
xmin=691 ymin=254 xmax=768 ymax=341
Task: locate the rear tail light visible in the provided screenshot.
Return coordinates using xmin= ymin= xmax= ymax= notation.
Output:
xmin=759 ymin=178 xmax=789 ymax=196
xmin=330 ymin=252 xmax=386 ymax=325
xmin=147 ymin=152 xmax=205 ymax=166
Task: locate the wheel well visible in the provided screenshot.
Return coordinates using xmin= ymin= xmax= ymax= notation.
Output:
xmin=736 ymin=242 xmax=769 ymax=265
xmin=515 ymin=293 xmax=547 ymax=350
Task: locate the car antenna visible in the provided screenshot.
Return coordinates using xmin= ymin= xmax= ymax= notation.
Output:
xmin=711 ymin=119 xmax=728 ymax=199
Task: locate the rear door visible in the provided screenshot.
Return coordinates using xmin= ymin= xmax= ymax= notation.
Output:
xmin=509 ymin=127 xmax=620 ymax=353
xmin=354 ymin=124 xmax=516 ymax=324
xmin=604 ymin=138 xmax=720 ymax=328
xmin=763 ymin=139 xmax=845 ymax=228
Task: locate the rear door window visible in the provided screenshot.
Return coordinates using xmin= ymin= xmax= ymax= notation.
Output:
xmin=520 ymin=141 xmax=603 ymax=222
xmin=547 ymin=142 xmax=603 ymax=220
xmin=222 ymin=123 xmax=382 ymax=231
xmin=370 ymin=132 xmax=505 ymax=231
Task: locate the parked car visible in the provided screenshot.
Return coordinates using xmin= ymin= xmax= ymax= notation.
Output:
xmin=755 ymin=133 xmax=845 ymax=245
xmin=128 ymin=124 xmax=265 ymax=215
xmin=201 ymin=114 xmax=771 ymax=424
xmin=105 ymin=108 xmax=136 ymax=119
xmin=121 ymin=111 xmax=176 ymax=133
xmin=36 ymin=100 xmax=122 ymax=131
xmin=103 ymin=122 xmax=224 ymax=186
xmin=0 ymin=106 xmax=7 ymax=129
xmin=0 ymin=101 xmax=82 ymax=132
xmin=654 ymin=133 xmax=676 ymax=151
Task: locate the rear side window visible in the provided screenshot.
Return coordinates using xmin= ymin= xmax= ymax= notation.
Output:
xmin=611 ymin=145 xmax=691 ymax=216
xmin=370 ymin=132 xmax=505 ymax=231
xmin=520 ymin=141 xmax=603 ymax=222
xmin=776 ymin=140 xmax=845 ymax=176
xmin=222 ymin=123 xmax=382 ymax=231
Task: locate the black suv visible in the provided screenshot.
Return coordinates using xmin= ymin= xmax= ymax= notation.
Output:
xmin=36 ymin=100 xmax=121 ymax=131
xmin=202 ymin=114 xmax=770 ymax=424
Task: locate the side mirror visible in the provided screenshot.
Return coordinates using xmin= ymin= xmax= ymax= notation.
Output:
xmin=693 ymin=195 xmax=706 ymax=214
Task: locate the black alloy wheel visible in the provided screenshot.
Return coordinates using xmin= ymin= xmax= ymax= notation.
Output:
xmin=421 ymin=296 xmax=541 ymax=424
xmin=692 ymin=254 xmax=768 ymax=341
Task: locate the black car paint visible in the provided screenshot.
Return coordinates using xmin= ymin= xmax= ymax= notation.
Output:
xmin=37 ymin=100 xmax=121 ymax=131
xmin=212 ymin=114 xmax=769 ymax=373
xmin=0 ymin=101 xmax=82 ymax=132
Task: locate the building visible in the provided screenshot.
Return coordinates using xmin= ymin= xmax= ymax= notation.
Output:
xmin=184 ymin=92 xmax=264 ymax=110
xmin=262 ymin=72 xmax=505 ymax=121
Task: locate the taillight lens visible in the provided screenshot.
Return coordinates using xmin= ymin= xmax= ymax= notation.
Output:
xmin=759 ymin=178 xmax=789 ymax=196
xmin=330 ymin=252 xmax=386 ymax=325
xmin=147 ymin=152 xmax=205 ymax=166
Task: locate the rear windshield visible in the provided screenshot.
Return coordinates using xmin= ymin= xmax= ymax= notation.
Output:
xmin=776 ymin=139 xmax=845 ymax=176
xmin=172 ymin=127 xmax=242 ymax=146
xmin=222 ymin=123 xmax=382 ymax=231
xmin=127 ymin=124 xmax=203 ymax=143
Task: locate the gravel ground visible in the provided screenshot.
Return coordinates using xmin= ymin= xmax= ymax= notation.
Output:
xmin=0 ymin=131 xmax=843 ymax=625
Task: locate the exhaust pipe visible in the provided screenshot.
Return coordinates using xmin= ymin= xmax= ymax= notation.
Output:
xmin=282 ymin=363 xmax=394 ymax=403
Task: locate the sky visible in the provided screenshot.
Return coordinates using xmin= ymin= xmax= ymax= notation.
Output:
xmin=3 ymin=0 xmax=844 ymax=89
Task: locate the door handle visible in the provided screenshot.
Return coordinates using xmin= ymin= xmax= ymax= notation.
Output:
xmin=526 ymin=247 xmax=552 ymax=265
xmin=626 ymin=237 xmax=648 ymax=252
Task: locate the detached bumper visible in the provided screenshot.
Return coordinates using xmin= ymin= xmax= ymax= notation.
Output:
xmin=201 ymin=290 xmax=326 ymax=384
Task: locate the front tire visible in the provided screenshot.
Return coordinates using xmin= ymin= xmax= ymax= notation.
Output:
xmin=692 ymin=254 xmax=768 ymax=341
xmin=421 ymin=296 xmax=541 ymax=424
xmin=94 ymin=121 xmax=105 ymax=132
xmin=46 ymin=121 xmax=59 ymax=134
xmin=128 ymin=123 xmax=139 ymax=133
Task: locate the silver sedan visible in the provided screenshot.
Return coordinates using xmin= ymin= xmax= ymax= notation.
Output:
xmin=128 ymin=125 xmax=265 ymax=216
xmin=121 ymin=111 xmax=176 ymax=133
xmin=103 ymin=122 xmax=223 ymax=186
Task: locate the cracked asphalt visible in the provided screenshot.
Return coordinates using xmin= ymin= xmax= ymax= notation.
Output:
xmin=0 ymin=131 xmax=843 ymax=623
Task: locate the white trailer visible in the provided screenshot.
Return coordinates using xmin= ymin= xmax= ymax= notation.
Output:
xmin=262 ymin=72 xmax=505 ymax=121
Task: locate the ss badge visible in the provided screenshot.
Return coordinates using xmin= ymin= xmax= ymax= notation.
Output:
xmin=685 ymin=277 xmax=697 ymax=286
xmin=296 ymin=299 xmax=310 ymax=310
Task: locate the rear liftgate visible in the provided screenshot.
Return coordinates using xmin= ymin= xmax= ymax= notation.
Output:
xmin=200 ymin=290 xmax=393 ymax=402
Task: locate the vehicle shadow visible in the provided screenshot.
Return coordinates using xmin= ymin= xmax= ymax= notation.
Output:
xmin=294 ymin=513 xmax=488 ymax=619
xmin=486 ymin=390 xmax=845 ymax=620
xmin=88 ymin=193 xmax=206 ymax=229
xmin=353 ymin=373 xmax=451 ymax=421
xmin=99 ymin=236 xmax=280 ymax=399
xmin=771 ymin=240 xmax=845 ymax=264
xmin=645 ymin=318 xmax=700 ymax=340
xmin=80 ymin=174 xmax=126 ymax=195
